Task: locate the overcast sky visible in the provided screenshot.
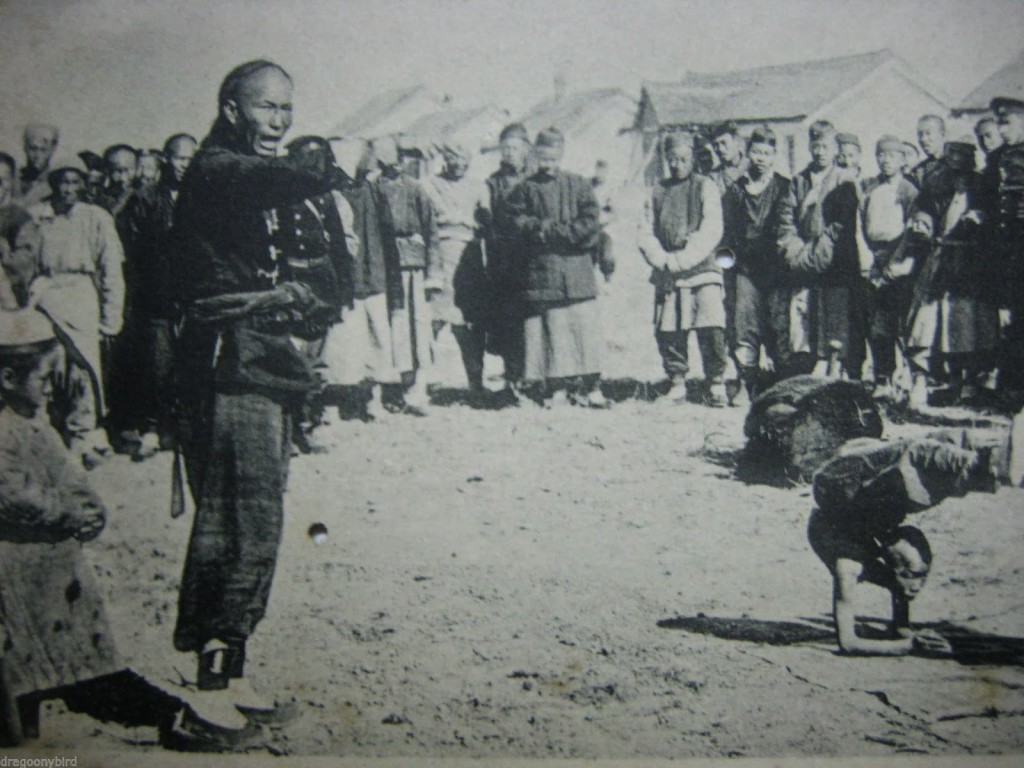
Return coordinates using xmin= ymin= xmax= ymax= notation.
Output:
xmin=1 ymin=0 xmax=1022 ymax=159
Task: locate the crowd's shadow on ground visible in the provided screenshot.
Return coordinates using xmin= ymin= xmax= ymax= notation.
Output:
xmin=658 ymin=614 xmax=1024 ymax=665
xmin=330 ymin=377 xmax=714 ymax=418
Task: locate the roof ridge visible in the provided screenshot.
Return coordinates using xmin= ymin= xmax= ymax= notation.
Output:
xmin=956 ymin=46 xmax=1024 ymax=109
xmin=687 ymin=48 xmax=892 ymax=79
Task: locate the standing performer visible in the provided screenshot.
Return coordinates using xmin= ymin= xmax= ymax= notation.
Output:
xmin=639 ymin=132 xmax=727 ymax=406
xmin=169 ymin=60 xmax=333 ymax=738
xmin=501 ymin=128 xmax=607 ymax=408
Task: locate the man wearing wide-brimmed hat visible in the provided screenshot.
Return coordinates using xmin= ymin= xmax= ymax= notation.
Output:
xmin=27 ymin=158 xmax=124 ymax=468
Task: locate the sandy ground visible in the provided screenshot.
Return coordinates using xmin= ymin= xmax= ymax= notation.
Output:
xmin=19 ymin=209 xmax=1024 ymax=760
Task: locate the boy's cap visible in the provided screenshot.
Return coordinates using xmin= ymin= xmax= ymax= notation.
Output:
xmin=0 ymin=307 xmax=56 ymax=355
xmin=876 ymin=135 xmax=904 ymax=153
xmin=498 ymin=123 xmax=530 ymax=144
xmin=836 ymin=132 xmax=860 ymax=149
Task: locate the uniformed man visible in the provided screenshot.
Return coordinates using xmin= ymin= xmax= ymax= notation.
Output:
xmin=991 ymin=97 xmax=1024 ymax=397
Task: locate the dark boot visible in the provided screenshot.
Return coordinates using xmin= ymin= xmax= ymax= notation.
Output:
xmin=197 ymin=641 xmax=243 ymax=691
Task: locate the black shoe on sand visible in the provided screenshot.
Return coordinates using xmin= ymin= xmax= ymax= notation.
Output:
xmin=160 ymin=705 xmax=263 ymax=752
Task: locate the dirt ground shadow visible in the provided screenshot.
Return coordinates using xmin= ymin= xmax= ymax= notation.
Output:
xmin=659 ymin=614 xmax=1024 ymax=665
xmin=657 ymin=614 xmax=833 ymax=645
xmin=599 ymin=377 xmax=717 ymax=404
xmin=800 ymin=616 xmax=1024 ymax=666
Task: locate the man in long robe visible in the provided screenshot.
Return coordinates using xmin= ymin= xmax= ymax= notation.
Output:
xmin=0 ymin=308 xmax=182 ymax=747
xmin=905 ymin=138 xmax=998 ymax=406
xmin=777 ymin=120 xmax=860 ymax=378
xmin=319 ymin=139 xmax=402 ymax=420
xmin=483 ymin=122 xmax=532 ymax=400
xmin=501 ymin=128 xmax=607 ymax=407
xmin=372 ymin=137 xmax=440 ymax=413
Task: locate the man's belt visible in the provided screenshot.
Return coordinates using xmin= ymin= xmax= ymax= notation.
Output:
xmin=186 ymin=283 xmax=316 ymax=324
